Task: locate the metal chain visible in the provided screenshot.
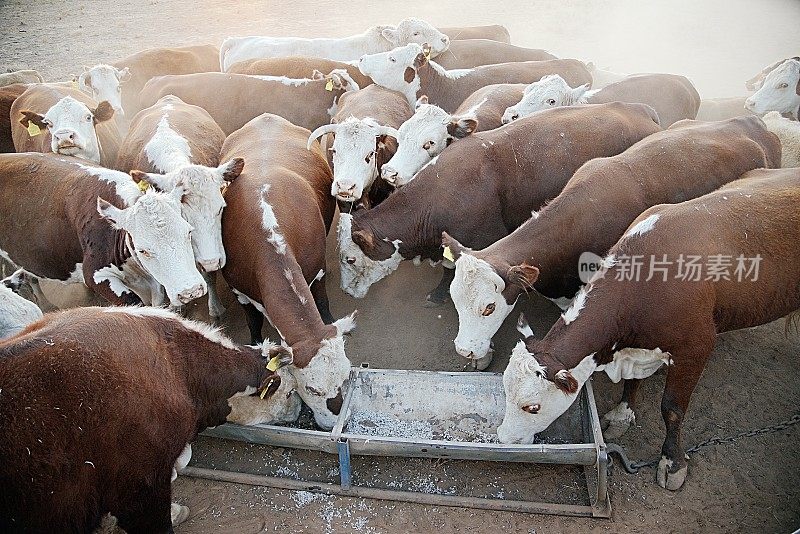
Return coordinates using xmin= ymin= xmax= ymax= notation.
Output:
xmin=607 ymin=412 xmax=800 ymax=474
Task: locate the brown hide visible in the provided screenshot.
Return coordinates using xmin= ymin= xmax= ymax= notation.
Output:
xmin=228 ymin=56 xmax=373 ymax=88
xmin=453 ymin=83 xmax=526 ymax=131
xmin=438 ymin=25 xmax=511 ymax=43
xmin=437 ymin=39 xmax=556 ymax=69
xmin=0 ymin=84 xmax=28 ymax=153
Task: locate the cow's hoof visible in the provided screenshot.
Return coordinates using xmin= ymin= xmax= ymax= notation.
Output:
xmin=657 ymin=457 xmax=687 ymax=491
xmin=601 ymin=402 xmax=635 ymax=440
xmin=424 ymin=293 xmax=450 ymax=307
xmin=171 ymin=503 xmax=190 ymax=526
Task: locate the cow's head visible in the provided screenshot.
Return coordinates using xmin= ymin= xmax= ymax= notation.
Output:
xmin=96 ymin=188 xmax=207 ymax=306
xmin=227 ymin=365 xmax=302 ymax=426
xmin=381 ymin=18 xmax=449 ymax=56
xmin=308 ymin=117 xmax=399 ymax=202
xmin=78 ymin=64 xmax=131 ymax=117
xmin=745 ymin=59 xmax=800 ymax=119
xmin=129 ymin=158 xmax=244 ymax=273
xmin=496 ymin=340 xmax=595 ymax=444
xmin=444 ymin=233 xmax=538 ymax=364
xmin=268 ymin=313 xmax=357 ymax=430
xmin=502 ymin=75 xmax=590 ymax=124
xmin=382 ymin=96 xmax=476 ymax=186
xmin=310 ymin=68 xmax=361 ymax=94
xmin=358 ymin=43 xmax=430 ymax=104
xmin=337 ymin=213 xmax=403 ymax=298
xmin=20 ymin=96 xmax=114 ymax=163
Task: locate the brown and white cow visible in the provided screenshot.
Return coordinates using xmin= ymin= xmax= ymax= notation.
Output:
xmin=11 ymin=85 xmax=121 ymax=167
xmin=444 ymin=116 xmax=781 ymax=367
xmin=138 ymin=70 xmax=359 ymax=136
xmin=337 ymin=102 xmax=662 ymax=311
xmin=307 ymin=84 xmax=412 ymax=207
xmin=503 ymin=73 xmax=700 ymax=127
xmin=497 ymin=167 xmax=800 ymax=490
xmin=116 ymin=94 xmax=244 ymax=320
xmin=436 ymin=40 xmax=556 ymax=70
xmin=0 ymin=153 xmax=206 ymax=307
xmin=220 ymin=113 xmax=355 ymax=430
xmin=228 ymin=56 xmax=373 ymax=88
xmin=0 ymin=305 xmax=298 ymax=532
xmin=381 ymin=84 xmax=525 ymax=185
xmin=439 ymin=25 xmax=511 ymax=43
xmin=0 ymin=70 xmax=43 ymax=87
xmin=357 ymin=43 xmax=591 ymax=111
xmin=76 ymin=64 xmax=131 ymax=119
xmin=0 ymin=83 xmax=28 ymax=154
xmin=745 ymin=58 xmax=800 ymax=119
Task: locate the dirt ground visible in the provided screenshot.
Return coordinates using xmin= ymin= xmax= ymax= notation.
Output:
xmin=2 ymin=1 xmax=799 ymax=533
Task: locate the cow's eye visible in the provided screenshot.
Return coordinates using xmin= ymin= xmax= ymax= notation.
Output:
xmin=85 ymin=114 xmax=92 ymax=122
xmin=305 ymin=385 xmax=324 ymax=396
xmin=423 ymin=141 xmax=434 ymax=150
xmin=329 ymin=148 xmax=336 ymax=155
xmin=413 ymin=32 xmax=420 ymax=36
xmin=43 ymin=119 xmax=53 ymax=128
xmin=138 ymin=249 xmax=153 ymax=258
xmin=365 ymin=151 xmax=375 ymax=163
xmin=779 ymin=82 xmax=789 ymax=88
xmin=389 ymin=57 xmax=396 ymax=63
xmin=482 ymin=303 xmax=496 ymax=316
xmin=547 ymin=99 xmax=556 ymax=105
xmin=522 ymin=404 xmax=541 ymax=414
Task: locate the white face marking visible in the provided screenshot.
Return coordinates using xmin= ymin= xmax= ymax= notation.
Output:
xmin=382 ymin=104 xmax=452 ymax=185
xmin=0 ymin=284 xmax=43 ymax=339
xmin=502 ymin=75 xmax=590 ymax=124
xmin=258 ymin=184 xmax=288 ymax=255
xmin=42 ymin=97 xmax=103 ymax=163
xmin=382 ymin=18 xmax=449 ymax=55
xmin=745 ymin=59 xmax=800 ymax=118
xmin=358 ymin=44 xmax=424 ymax=104
xmin=336 ymin=213 xmax=403 ymax=298
xmin=561 ymin=286 xmax=590 ymax=325
xmin=227 ymin=366 xmax=302 ymax=426
xmin=102 ymin=306 xmax=237 ymax=349
xmin=624 ymin=213 xmax=660 ymax=238
xmin=79 ymin=64 xmax=128 ymax=116
xmin=327 ymin=117 xmax=387 ymax=201
xmin=450 ymin=254 xmax=516 ymax=360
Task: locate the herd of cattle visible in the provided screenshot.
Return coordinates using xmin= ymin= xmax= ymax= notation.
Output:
xmin=0 ymin=18 xmax=798 ymax=532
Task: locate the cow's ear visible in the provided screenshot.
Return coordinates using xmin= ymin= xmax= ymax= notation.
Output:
xmin=311 ymin=69 xmax=325 ymax=81
xmin=441 ymin=231 xmax=467 ymax=261
xmin=554 ymin=369 xmax=579 ymax=394
xmin=381 ymin=27 xmax=399 ymax=45
xmin=447 ymin=117 xmax=478 ymax=139
xmin=92 ymin=101 xmax=115 ymax=124
xmin=117 ymin=66 xmax=131 ymax=82
xmin=413 ymin=50 xmax=428 ymax=70
xmin=130 ymin=170 xmax=172 ymax=192
xmin=507 ymin=263 xmax=539 ymax=290
xmin=351 ymin=228 xmax=375 ymax=252
xmin=415 ymin=95 xmax=429 ymax=109
xmin=266 ymin=343 xmax=294 ymax=367
xmin=19 ymin=110 xmax=46 ymax=129
xmin=256 ymin=372 xmax=282 ymax=400
xmin=96 ymin=197 xmax=128 ymax=229
xmin=219 ymin=158 xmax=244 ymax=182
xmin=333 ymin=310 xmax=357 ymax=336
xmin=79 ymin=68 xmax=92 ymax=90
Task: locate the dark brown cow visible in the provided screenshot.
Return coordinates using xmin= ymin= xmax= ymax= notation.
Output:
xmin=228 ymin=56 xmax=373 ymax=88
xmin=0 ymin=84 xmax=27 ymax=153
xmin=498 ymin=167 xmax=800 ymax=491
xmin=439 ymin=24 xmax=511 ymax=43
xmin=0 ymin=306 xmax=295 ymax=532
xmin=436 ymin=39 xmax=557 ymax=70
xmin=220 ymin=113 xmax=355 ymax=430
xmin=337 ymin=102 xmax=662 ymax=307
xmin=138 ymin=70 xmax=359 ymax=135
xmin=443 ymin=116 xmax=782 ymax=365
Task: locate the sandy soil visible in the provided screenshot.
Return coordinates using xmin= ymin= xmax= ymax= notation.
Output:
xmin=1 ymin=1 xmax=799 ymax=533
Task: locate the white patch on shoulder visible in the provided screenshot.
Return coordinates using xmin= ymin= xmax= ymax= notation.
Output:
xmin=251 ymin=75 xmax=312 ymax=87
xmin=93 ymin=265 xmax=132 ymax=296
xmin=144 ymin=114 xmax=192 ymax=173
xmin=429 ymin=61 xmax=473 ymax=80
xmin=259 ymin=184 xmax=287 ymax=255
xmin=624 ymin=214 xmax=660 ymax=239
xmin=597 ymin=347 xmax=671 ymax=382
xmin=76 ymin=163 xmax=142 ymax=206
xmin=462 ymin=96 xmax=488 ymax=117
xmin=561 ymin=286 xmax=591 ymax=325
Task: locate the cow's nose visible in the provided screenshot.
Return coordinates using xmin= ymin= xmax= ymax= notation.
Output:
xmin=441 ymin=37 xmax=449 ymax=44
xmin=178 ymin=283 xmax=207 ymax=304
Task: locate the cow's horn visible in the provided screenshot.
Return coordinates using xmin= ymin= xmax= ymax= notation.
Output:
xmin=307 ymin=124 xmax=339 ymax=150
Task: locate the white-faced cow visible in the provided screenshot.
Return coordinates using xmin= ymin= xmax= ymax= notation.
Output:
xmin=220 ymin=113 xmax=355 ymax=430
xmin=11 ymin=85 xmax=121 ymax=167
xmin=220 ymin=18 xmax=450 ymax=71
xmin=497 ymin=167 xmax=800 ymax=491
xmin=745 ymin=56 xmax=800 ymax=91
xmin=337 ymin=102 xmax=662 ymax=318
xmin=503 ymin=73 xmax=700 ymax=127
xmin=357 ymin=43 xmax=591 ymax=111
xmin=0 ymin=70 xmax=43 ymax=87
xmin=77 ymin=64 xmax=131 ymax=118
xmin=0 ymin=305 xmax=297 ymax=532
xmin=307 ymin=84 xmax=412 ymax=207
xmin=444 ymin=116 xmax=780 ymax=368
xmin=745 ymin=58 xmax=800 ymax=119
xmin=0 ymin=153 xmax=206 ymax=307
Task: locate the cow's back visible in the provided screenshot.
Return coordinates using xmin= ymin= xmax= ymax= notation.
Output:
xmin=0 ymin=83 xmax=27 ymax=153
xmin=454 ymin=83 xmax=526 ymax=131
xmin=437 ymin=40 xmax=556 ymax=70
xmin=228 ymin=56 xmax=372 ymax=88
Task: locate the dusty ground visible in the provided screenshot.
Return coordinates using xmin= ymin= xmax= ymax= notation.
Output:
xmin=2 ymin=1 xmax=799 ymax=532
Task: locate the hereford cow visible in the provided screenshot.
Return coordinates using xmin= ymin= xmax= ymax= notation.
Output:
xmin=337 ymin=102 xmax=662 ymax=312
xmin=11 ymin=85 xmax=121 ymax=167
xmin=220 ymin=113 xmax=355 ymax=430
xmin=228 ymin=56 xmax=372 ymax=88
xmin=0 ymin=70 xmax=43 ymax=87
xmin=111 ymin=44 xmax=220 ymax=115
xmin=77 ymin=64 xmax=131 ymax=118
xmin=116 ymin=95 xmax=244 ymax=320
xmin=436 ymin=40 xmax=556 ymax=70
xmin=0 ymin=306 xmax=298 ymax=532
xmin=444 ymin=116 xmax=781 ymax=368
xmin=503 ymin=73 xmax=700 ymax=127
xmin=497 ymin=167 xmax=800 ymax=491
xmin=307 ymin=84 xmax=412 ymax=207
xmin=0 ymin=271 xmax=42 ymax=339
xmin=745 ymin=56 xmax=800 ymax=91
xmin=139 ymin=69 xmax=359 ymax=135
xmin=745 ymin=58 xmax=800 ymax=119
xmin=220 ymin=18 xmax=450 ymax=71
xmin=439 ymin=24 xmax=511 ymax=43
xmin=381 ymin=85 xmax=524 ymax=185
xmin=357 ymin=43 xmax=591 ymax=111
xmin=0 ymin=84 xmax=27 ymax=153
xmin=0 ymin=153 xmax=206 ymax=306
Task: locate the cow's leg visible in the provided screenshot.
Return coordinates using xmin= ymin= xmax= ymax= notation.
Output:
xmin=602 ymin=378 xmax=642 ymax=440
xmin=204 ymin=271 xmax=226 ymax=324
xmin=115 ymin=470 xmax=175 ymax=534
xmin=171 ymin=442 xmax=192 ymax=482
xmin=425 ymin=266 xmax=455 ymax=307
xmin=657 ymin=346 xmax=711 ymax=490
xmin=310 ymin=273 xmax=334 ymax=324
xmin=242 ymin=302 xmax=264 ymax=344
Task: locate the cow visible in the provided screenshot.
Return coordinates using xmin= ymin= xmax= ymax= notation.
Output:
xmin=0 ymin=70 xmax=42 ymax=87
xmin=745 ymin=56 xmax=800 ymax=91
xmin=116 ymin=95 xmax=245 ymax=321
xmin=337 ymin=102 xmax=662 ymax=318
xmin=0 ymin=270 xmax=42 ymax=339
xmin=110 ymin=44 xmax=220 ymax=116
xmin=11 ymin=85 xmax=121 ymax=167
xmin=77 ymin=64 xmax=131 ymax=118
xmin=585 ymin=62 xmax=628 ymax=89
xmin=0 ymin=305 xmax=298 ymax=532
xmin=435 ymin=40 xmax=556 ymax=70
xmin=696 ymin=97 xmax=752 ymax=121
xmin=443 ymin=116 xmax=781 ymax=368
xmin=220 ymin=18 xmax=450 ymax=71
xmin=439 ymin=24 xmax=511 ymax=43
xmin=381 ymin=85 xmax=524 ymax=185
xmin=497 ymin=167 xmax=800 ymax=491
xmin=0 ymin=153 xmax=207 ymax=307
xmin=0 ymin=83 xmax=27 ymax=154
xmin=502 ymin=73 xmax=700 ymax=127
xmin=138 ymin=69 xmax=359 ymax=135
xmin=357 ymin=43 xmax=591 ymax=111
xmin=307 ymin=84 xmax=412 ymax=207
xmin=220 ymin=113 xmax=355 ymax=430
xmin=228 ymin=56 xmax=372 ymax=88
xmin=762 ymin=111 xmax=800 ymax=167
xmin=745 ymin=59 xmax=800 ymax=119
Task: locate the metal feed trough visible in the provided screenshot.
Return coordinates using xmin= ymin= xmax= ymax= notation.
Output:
xmin=189 ymin=366 xmax=611 ymax=517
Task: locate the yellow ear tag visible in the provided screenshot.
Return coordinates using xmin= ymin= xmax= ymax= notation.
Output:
xmin=424 ymin=49 xmax=432 ymax=60
xmin=266 ymin=355 xmax=281 ymax=372
xmin=325 ymin=79 xmax=334 ymax=91
xmin=136 ymin=180 xmax=150 ymax=193
xmin=442 ymin=246 xmax=454 ymax=262
xmin=27 ymin=122 xmax=42 ymax=137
